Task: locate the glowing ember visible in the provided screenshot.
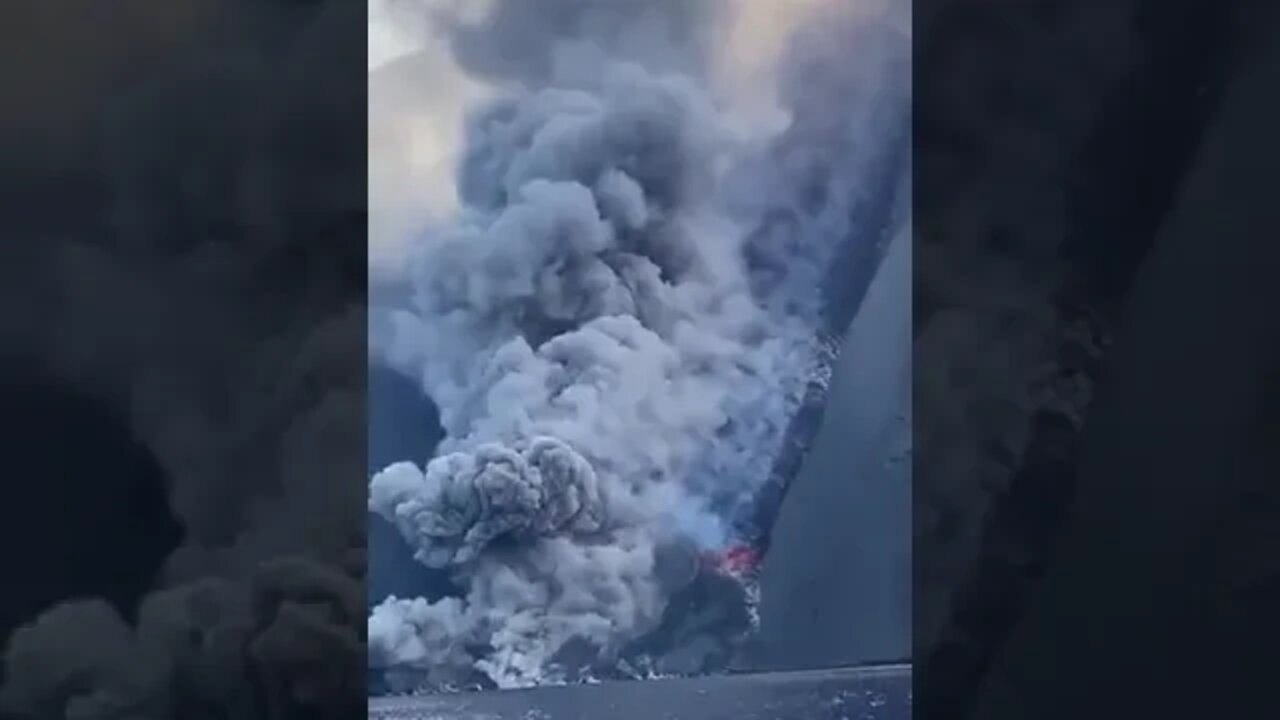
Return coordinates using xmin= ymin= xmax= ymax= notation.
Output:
xmin=703 ymin=544 xmax=762 ymax=578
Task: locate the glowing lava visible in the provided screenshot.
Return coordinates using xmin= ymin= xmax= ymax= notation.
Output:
xmin=703 ymin=544 xmax=762 ymax=580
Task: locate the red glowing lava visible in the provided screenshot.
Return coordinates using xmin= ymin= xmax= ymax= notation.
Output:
xmin=702 ymin=544 xmax=761 ymax=579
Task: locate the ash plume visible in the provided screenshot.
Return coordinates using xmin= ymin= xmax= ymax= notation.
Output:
xmin=435 ymin=0 xmax=722 ymax=86
xmin=369 ymin=0 xmax=909 ymax=689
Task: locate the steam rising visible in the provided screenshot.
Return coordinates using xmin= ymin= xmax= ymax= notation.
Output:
xmin=369 ymin=0 xmax=909 ymax=689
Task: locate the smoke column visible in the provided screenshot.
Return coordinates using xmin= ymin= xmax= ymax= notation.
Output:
xmin=368 ymin=0 xmax=910 ymax=690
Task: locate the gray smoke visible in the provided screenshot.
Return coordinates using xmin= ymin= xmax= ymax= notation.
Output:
xmin=372 ymin=437 xmax=606 ymax=567
xmin=369 ymin=0 xmax=910 ymax=689
xmin=436 ymin=0 xmax=723 ymax=86
xmin=370 ymin=56 xmax=808 ymax=688
xmin=0 ymin=2 xmax=368 ymax=717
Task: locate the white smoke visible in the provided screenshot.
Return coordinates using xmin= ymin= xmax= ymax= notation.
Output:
xmin=369 ymin=0 xmax=910 ymax=689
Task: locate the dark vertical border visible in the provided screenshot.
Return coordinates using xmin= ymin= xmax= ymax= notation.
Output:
xmin=0 ymin=2 xmax=369 ymax=717
xmin=914 ymin=0 xmax=1264 ymax=717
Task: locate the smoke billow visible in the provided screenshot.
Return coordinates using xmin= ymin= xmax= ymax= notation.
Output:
xmin=442 ymin=0 xmax=721 ymax=87
xmin=369 ymin=0 xmax=909 ymax=690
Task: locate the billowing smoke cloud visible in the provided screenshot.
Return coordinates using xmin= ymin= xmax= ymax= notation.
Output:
xmin=438 ymin=0 xmax=722 ymax=86
xmin=0 ymin=2 xmax=368 ymax=717
xmin=369 ymin=54 xmax=810 ymax=688
xmin=369 ymin=0 xmax=909 ymax=689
